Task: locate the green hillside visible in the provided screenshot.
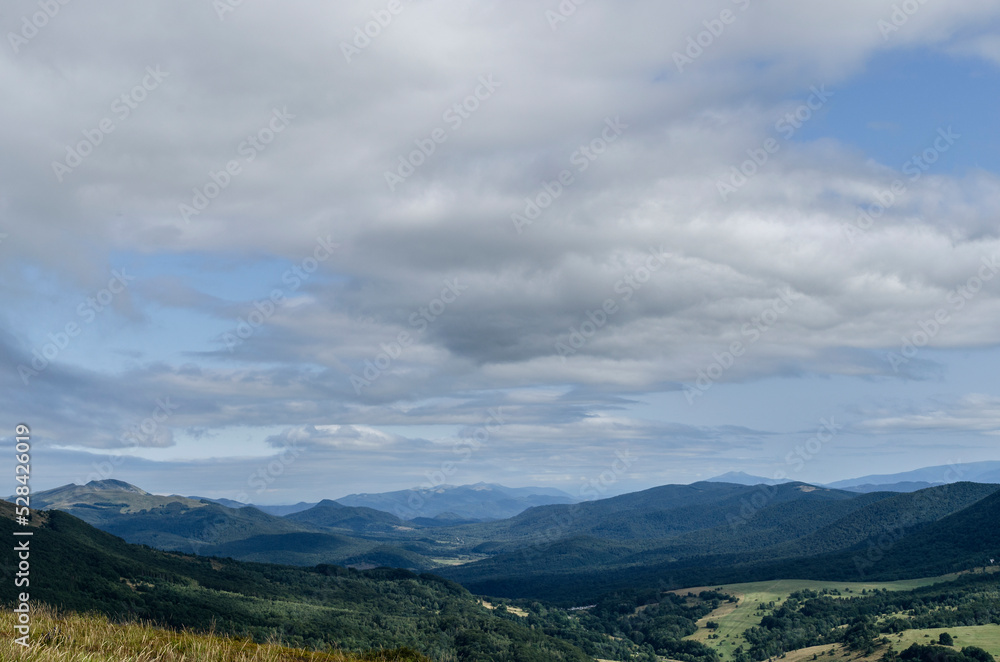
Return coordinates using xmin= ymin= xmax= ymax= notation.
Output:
xmin=0 ymin=500 xmax=590 ymax=660
xmin=446 ymin=482 xmax=857 ymax=548
xmin=440 ymin=483 xmax=1000 ymax=602
xmin=26 ymin=481 xmax=453 ymax=571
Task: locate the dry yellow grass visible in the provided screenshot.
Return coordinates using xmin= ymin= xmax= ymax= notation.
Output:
xmin=0 ymin=604 xmax=423 ymax=662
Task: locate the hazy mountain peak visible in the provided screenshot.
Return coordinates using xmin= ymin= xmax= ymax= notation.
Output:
xmin=83 ymin=479 xmax=148 ymax=494
xmin=705 ymin=471 xmax=791 ymax=486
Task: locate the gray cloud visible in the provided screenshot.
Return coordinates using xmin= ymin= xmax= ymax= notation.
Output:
xmin=3 ymin=1 xmax=1000 ymax=488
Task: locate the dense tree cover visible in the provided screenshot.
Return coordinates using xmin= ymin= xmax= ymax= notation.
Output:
xmin=483 ymin=588 xmax=725 ymax=662
xmin=444 ymin=484 xmax=1000 ymax=603
xmin=896 ymin=643 xmax=995 ymax=662
xmin=740 ymin=574 xmax=1000 ymax=661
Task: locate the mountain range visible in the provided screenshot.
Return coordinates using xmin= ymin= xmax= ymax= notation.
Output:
xmin=158 ymin=462 xmax=1000 ymax=524
xmin=189 ymin=481 xmax=576 ymax=521
xmin=25 ymin=472 xmax=1000 ymax=606
xmin=704 ymin=461 xmax=1000 ymax=493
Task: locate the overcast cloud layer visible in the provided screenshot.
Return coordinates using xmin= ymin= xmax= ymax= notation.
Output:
xmin=3 ymin=1 xmax=1000 ymax=503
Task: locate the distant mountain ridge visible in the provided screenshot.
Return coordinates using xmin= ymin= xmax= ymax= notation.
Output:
xmin=334 ymin=481 xmax=577 ymax=520
xmin=190 ymin=496 xmax=318 ymax=516
xmin=705 ymin=471 xmax=792 ymax=486
xmin=702 ymin=461 xmax=1000 ymax=493
xmin=826 ymin=460 xmax=1000 ymax=489
xmin=189 ymin=481 xmax=576 ymax=521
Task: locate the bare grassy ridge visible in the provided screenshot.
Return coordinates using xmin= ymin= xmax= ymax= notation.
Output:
xmin=0 ymin=604 xmax=428 ymax=662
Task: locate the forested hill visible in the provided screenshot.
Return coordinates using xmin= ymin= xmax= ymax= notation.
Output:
xmin=0 ymin=499 xmax=590 ymax=661
xmin=440 ymin=482 xmax=1000 ymax=603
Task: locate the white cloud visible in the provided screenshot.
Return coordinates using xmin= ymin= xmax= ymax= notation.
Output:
xmin=857 ymin=393 xmax=1000 ymax=435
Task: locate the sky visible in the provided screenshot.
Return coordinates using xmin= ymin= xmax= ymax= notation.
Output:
xmin=2 ymin=0 xmax=1000 ymax=504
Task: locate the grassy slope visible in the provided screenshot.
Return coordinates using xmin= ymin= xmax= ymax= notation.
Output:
xmin=0 ymin=604 xmax=429 ymax=662
xmin=679 ymin=574 xmax=976 ymax=661
xmin=764 ymin=624 xmax=1000 ymax=662
xmin=889 ymin=626 xmax=1000 ymax=656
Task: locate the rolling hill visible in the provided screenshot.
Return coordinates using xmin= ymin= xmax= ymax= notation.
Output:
xmin=25 ymin=480 xmax=445 ymax=569
xmin=286 ymin=498 xmax=415 ymax=534
xmin=442 ymin=481 xmax=861 ymax=549
xmin=27 ymin=479 xmax=313 ymax=553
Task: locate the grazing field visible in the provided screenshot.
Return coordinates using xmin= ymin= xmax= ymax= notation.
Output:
xmin=887 ymin=625 xmax=1000 ymax=657
xmin=768 ymin=625 xmax=1000 ymax=662
xmin=678 ymin=574 xmax=968 ymax=661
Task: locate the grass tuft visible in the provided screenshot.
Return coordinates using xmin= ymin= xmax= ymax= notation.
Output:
xmin=0 ymin=604 xmax=430 ymax=662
